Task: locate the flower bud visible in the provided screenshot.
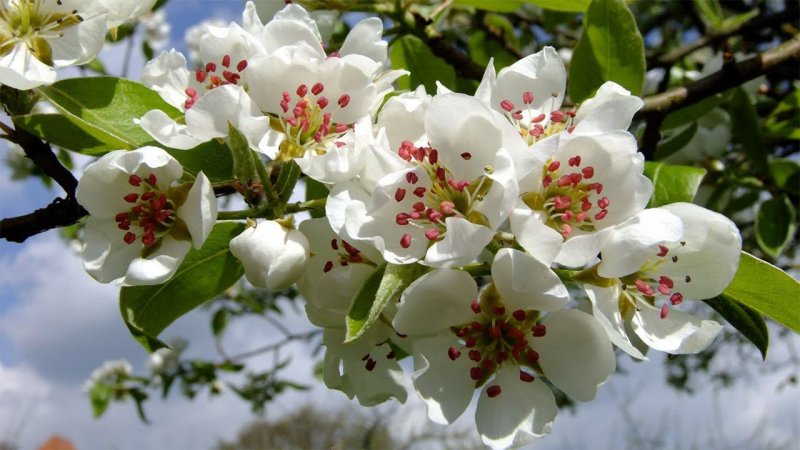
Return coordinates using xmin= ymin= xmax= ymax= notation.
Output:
xmin=229 ymin=220 xmax=310 ymax=290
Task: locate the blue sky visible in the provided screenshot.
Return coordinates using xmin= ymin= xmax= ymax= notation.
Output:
xmin=1 ymin=1 xmax=799 ymax=449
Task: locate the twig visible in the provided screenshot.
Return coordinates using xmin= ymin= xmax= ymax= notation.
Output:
xmin=410 ymin=12 xmax=486 ymax=81
xmin=227 ymin=330 xmax=320 ymax=362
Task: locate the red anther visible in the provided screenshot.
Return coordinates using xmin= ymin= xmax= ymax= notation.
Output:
xmin=335 ymin=141 xmax=346 ymax=148
xmin=361 ymin=353 xmax=370 ymax=361
xmin=195 ymin=70 xmax=206 ymax=83
xmin=575 ymin=212 xmax=587 ymax=223
xmin=342 ymin=241 xmax=360 ymax=256
xmin=296 ymin=84 xmax=308 ymax=96
xmin=471 ymin=321 xmax=483 ymax=331
xmin=424 ymin=229 xmax=440 ymax=241
xmin=500 ymin=100 xmax=514 ymax=111
xmin=520 ymin=371 xmax=535 ymax=382
xmin=440 ymin=201 xmax=456 ymax=215
xmin=587 ymin=182 xmax=603 ymax=194
xmin=349 ymin=255 xmax=363 ymax=263
xmin=413 ymin=187 xmax=426 ymax=198
xmin=499 ymin=321 xmax=510 ymax=331
xmin=205 ymin=62 xmax=216 ymax=72
xmin=236 ymin=59 xmax=248 ymax=71
xmin=394 ymin=187 xmax=406 ymax=202
xmin=659 ymin=276 xmax=674 ymax=289
xmin=456 ymin=327 xmax=469 ymax=337
xmin=448 ymin=347 xmax=461 ymax=361
xmin=409 ymin=211 xmax=421 ymax=220
xmin=489 ymin=326 xmax=501 ymax=339
xmin=561 ymin=223 xmax=572 ymax=238
xmin=554 ymin=196 xmax=571 ymax=210
xmin=568 ymin=155 xmax=581 ymax=167
xmin=597 ymin=197 xmax=610 ymax=209
xmin=594 ymin=210 xmax=608 ymax=220
xmin=581 ymin=198 xmax=592 ymax=212
xmin=436 ymin=167 xmax=446 ymax=181
xmin=124 ymin=193 xmax=139 ymax=203
xmin=222 ymin=70 xmax=236 ymax=84
xmin=658 ymin=284 xmax=671 ymax=295
xmin=482 ymin=359 xmax=495 ymax=371
xmin=670 ymin=293 xmax=684 ymax=305
xmin=184 ymin=100 xmax=194 ymax=109
xmin=512 ymin=111 xmax=523 ymax=120
xmin=222 ymin=55 xmax=231 ymax=68
xmin=401 ymin=140 xmax=414 ymax=150
xmin=337 ymin=94 xmax=350 ymax=108
xmin=582 ymin=166 xmax=594 ymax=179
xmin=526 ymin=349 xmax=540 ymax=363
xmin=286 ymin=118 xmax=297 ymax=127
xmin=460 ymin=152 xmax=472 ymax=160
xmin=448 ymin=179 xmax=462 ymax=191
xmin=486 ymin=385 xmax=502 ymax=398
xmin=142 ymin=231 xmax=156 ymax=246
xmin=465 ymin=336 xmax=477 ymax=348
xmin=660 ymin=304 xmax=669 ymax=319
xmin=117 ymin=221 xmax=130 ymax=230
xmin=470 ymin=367 xmax=483 ymax=380
xmin=184 ymin=87 xmax=197 ymax=99
xmin=365 ymin=358 xmax=376 ymax=371
xmin=427 ymin=149 xmax=439 ymax=164
xmin=635 ymin=279 xmax=654 ymax=296
xmin=395 ymin=213 xmax=409 ymax=225
xmin=128 ymin=174 xmax=142 ymax=186
xmin=493 ymin=306 xmax=505 ymax=316
xmin=547 ymin=161 xmax=560 ymax=172
xmin=471 ymin=300 xmax=481 ymax=314
xmin=398 ymin=148 xmax=411 ymax=161
xmin=406 ymin=172 xmax=419 ymax=184
xmin=531 ymin=324 xmax=547 ymax=337
xmin=410 ymin=147 xmax=424 ymax=162
xmin=563 ymin=210 xmax=574 ymax=221
xmin=311 ymin=82 xmax=324 ymax=95
xmin=141 ymin=191 xmax=155 ymax=201
xmin=317 ymin=97 xmax=329 ymax=108
xmin=413 ymin=202 xmax=425 ymax=212
xmin=400 ymin=233 xmax=412 ymax=248
xmin=567 ymin=125 xmax=576 ymax=133
xmin=468 ymin=350 xmax=481 ymax=362
xmin=512 ymin=309 xmax=526 ymax=321
xmin=542 ymin=175 xmax=552 ymax=187
xmin=157 ymin=209 xmax=172 ymax=222
xmin=566 ymin=110 xmax=576 ymax=117
xmin=531 ymin=113 xmax=546 ymax=123
xmin=496 ymin=351 xmax=508 ymax=363
xmin=657 ymin=245 xmax=669 ymax=257
xmin=301 ymin=118 xmax=311 ymax=132
xmin=123 ymin=232 xmax=136 ymax=244
xmin=569 ymin=173 xmax=582 ymax=186
xmin=132 ymin=205 xmax=143 ymax=216
xmin=557 ymin=175 xmax=572 ymax=187
xmin=426 ymin=209 xmax=443 ymax=222
xmin=386 ymin=351 xmax=395 ymax=359
xmin=209 ymin=75 xmax=222 ymax=86
xmin=282 ymin=91 xmax=291 ymax=101
xmin=147 ymin=173 xmax=157 ymax=185
xmin=523 ymin=91 xmax=534 ymax=104
xmin=507 ymin=327 xmax=524 ymax=341
xmin=551 ymin=110 xmax=566 ymax=123
xmin=330 ymin=239 xmax=339 ymax=250
xmin=458 ymin=180 xmax=470 ymax=191
xmin=323 ymin=261 xmax=334 ymax=273
xmin=334 ymin=124 xmax=349 ymax=133
xmin=115 ymin=212 xmax=129 ymax=222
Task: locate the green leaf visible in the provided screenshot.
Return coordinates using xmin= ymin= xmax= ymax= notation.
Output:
xmin=523 ymin=0 xmax=590 ymax=12
xmin=120 ymin=223 xmax=246 ymax=351
xmin=568 ymin=0 xmax=645 ymax=102
xmin=454 ymin=0 xmax=523 ymax=12
xmin=305 ymin=178 xmax=329 ymax=219
xmin=212 ymin=309 xmax=229 ymax=338
xmin=390 ymin=35 xmax=456 ymax=93
xmin=345 ymin=263 xmax=430 ymax=343
xmin=653 ymin=122 xmax=698 ymax=161
xmin=704 ymin=296 xmax=768 ymax=360
xmin=227 ymin=122 xmax=257 ymax=183
xmin=769 ymin=159 xmax=800 ymax=196
xmin=693 ymin=0 xmax=724 ymax=29
xmin=729 ymin=88 xmax=769 ymax=175
xmin=721 ymin=252 xmax=800 ymax=333
xmin=467 ymin=30 xmax=517 ymax=70
xmin=166 ymin=141 xmax=234 ymax=183
xmin=13 ymin=114 xmax=119 ymax=155
xmin=643 ymin=162 xmax=707 ymax=207
xmin=755 ymin=196 xmax=797 ymax=259
xmin=662 ymin=94 xmax=726 ymax=130
xmin=89 ymin=383 xmax=112 ymax=418
xmin=275 ymin=159 xmax=302 ymax=203
xmin=37 ymin=77 xmax=181 ymax=150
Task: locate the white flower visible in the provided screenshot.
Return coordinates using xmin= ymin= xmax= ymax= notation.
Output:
xmin=140 ymin=9 xmax=170 ymax=52
xmin=76 ymin=147 xmax=217 ymax=286
xmin=297 ymin=218 xmax=407 ymax=406
xmin=229 ymin=220 xmax=310 ymax=291
xmin=328 ymin=93 xmax=520 ymax=268
xmin=511 ymin=131 xmax=652 ymax=266
xmin=392 ymin=251 xmax=614 ymax=449
xmin=91 ymin=0 xmax=157 ymax=29
xmin=0 ymin=0 xmax=108 ymax=90
xmin=585 ymin=203 xmax=741 ymax=358
xmin=184 ymin=18 xmax=227 ymax=66
xmin=571 ymin=82 xmax=644 ymax=135
xmin=662 ymin=108 xmax=731 ymax=164
xmin=84 ymin=359 xmax=132 ymax=392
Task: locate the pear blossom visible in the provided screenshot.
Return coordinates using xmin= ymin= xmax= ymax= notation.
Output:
xmin=393 ymin=250 xmax=614 ymax=449
xmin=76 ymin=147 xmax=217 ymax=285
xmin=328 ymin=93 xmax=520 ymax=267
xmin=140 ymin=9 xmax=170 ymax=52
xmin=297 ymin=218 xmax=407 ymax=406
xmin=584 ymin=203 xmax=741 ymax=358
xmin=229 ymin=219 xmax=310 ymax=291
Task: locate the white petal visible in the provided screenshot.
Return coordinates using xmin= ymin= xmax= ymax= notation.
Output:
xmin=555 ymin=228 xmax=613 ymax=268
xmin=229 ymin=221 xmax=310 ymax=290
xmin=477 ymin=148 xmax=518 ymax=230
xmin=475 ymin=367 xmax=557 ymax=449
xmin=509 ymin=204 xmax=563 ymax=266
xmin=176 ymin=172 xmax=217 ymax=249
xmin=425 ymin=218 xmax=495 ymax=268
xmin=535 ymin=309 xmax=615 ymax=402
xmin=50 ymin=13 xmax=107 ymax=67
xmin=140 ymin=110 xmax=205 ymax=150
xmin=262 ymin=4 xmax=324 ymax=54
xmin=474 ymin=58 xmax=496 ymax=105
xmin=585 ymin=285 xmax=648 ymax=360
xmin=140 ymin=49 xmax=191 ymax=110
xmin=411 ymin=334 xmax=475 ymax=424
xmin=492 ymin=47 xmax=566 ymax=119
xmin=573 ymin=81 xmax=644 ymax=134
xmin=0 ymin=44 xmax=56 ymax=90
xmin=393 ymin=269 xmax=478 ymax=336
xmin=185 ymin=84 xmax=268 ymax=149
xmin=632 ymin=302 xmax=723 ymax=354
xmin=82 ymin=217 xmax=140 ymax=283
xmin=123 ymin=236 xmax=192 ymax=286
xmin=376 ymin=85 xmax=431 ymax=150
xmin=339 ymin=17 xmax=387 ymax=64
xmin=492 ymin=249 xmax=569 ymax=312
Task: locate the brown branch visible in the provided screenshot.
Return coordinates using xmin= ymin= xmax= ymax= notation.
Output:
xmin=636 ymin=34 xmax=800 ymax=118
xmin=411 ymin=12 xmax=486 ymax=81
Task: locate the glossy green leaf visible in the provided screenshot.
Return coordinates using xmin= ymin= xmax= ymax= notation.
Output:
xmin=769 ymin=159 xmax=800 ymax=196
xmin=166 ymin=141 xmax=234 ymax=183
xmin=721 ymin=252 xmax=800 ymax=333
xmin=275 ymin=159 xmax=302 ymax=203
xmin=227 ymin=122 xmax=257 ymax=183
xmin=454 ymin=0 xmax=523 ymax=12
xmin=756 ymin=196 xmax=796 ymax=259
xmin=120 ymin=223 xmax=246 ymax=352
xmin=729 ymin=88 xmax=769 ymax=175
xmin=653 ymin=122 xmax=698 ymax=161
xmin=704 ymin=296 xmax=768 ymax=360
xmin=644 ymin=162 xmax=707 ymax=207
xmin=13 ymin=113 xmax=120 ymax=155
xmin=693 ymin=0 xmax=724 ymax=29
xmin=212 ymin=309 xmax=229 ymax=338
xmin=37 ymin=77 xmax=181 ymax=150
xmin=89 ymin=383 xmax=112 ymax=418
xmin=346 ymin=263 xmax=430 ymax=343
xmin=569 ymin=0 xmax=645 ymax=102
xmin=468 ymin=30 xmax=517 ymax=70
xmin=390 ymin=35 xmax=456 ymax=93
xmin=523 ymin=0 xmax=590 ymax=12
xmin=305 ymin=178 xmax=329 ymax=219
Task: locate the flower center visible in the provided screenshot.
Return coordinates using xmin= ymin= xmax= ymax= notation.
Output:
xmin=521 ymin=156 xmax=608 ymax=238
xmin=185 ymin=54 xmax=249 ymax=109
xmin=322 ymin=238 xmax=376 ymax=273
xmin=275 ymin=82 xmax=352 ymax=158
xmin=618 ymin=242 xmax=692 ymax=319
xmin=114 ymin=173 xmax=176 ymax=247
xmin=497 ymin=91 xmax=576 ymax=145
xmin=0 ymin=0 xmax=85 ymax=64
xmin=393 ymin=141 xmax=493 ymax=250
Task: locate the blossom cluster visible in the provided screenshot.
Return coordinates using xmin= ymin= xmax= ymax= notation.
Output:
xmin=53 ymin=3 xmax=742 ymax=448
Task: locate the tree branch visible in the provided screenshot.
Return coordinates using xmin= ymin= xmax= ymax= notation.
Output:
xmin=636 ymin=35 xmax=800 ymax=118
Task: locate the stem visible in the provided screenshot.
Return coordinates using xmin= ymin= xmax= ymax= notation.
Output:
xmin=217 ymin=208 xmax=264 ymax=221
xmin=254 ymin=151 xmax=279 ymax=207
xmin=285 ymin=197 xmax=327 ymax=213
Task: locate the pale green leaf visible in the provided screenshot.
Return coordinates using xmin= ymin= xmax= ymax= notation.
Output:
xmin=644 ymin=162 xmax=707 ymax=207
xmin=756 ymin=196 xmax=797 ymax=259
xmin=390 ymin=35 xmax=456 ymax=93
